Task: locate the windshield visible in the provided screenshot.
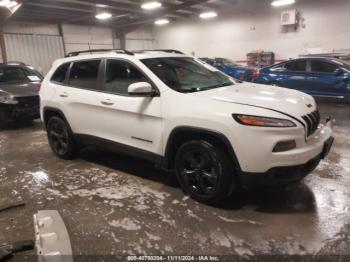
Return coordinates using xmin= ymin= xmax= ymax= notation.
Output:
xmin=141 ymin=57 xmax=234 ymax=93
xmin=0 ymin=66 xmax=43 ymax=84
xmin=333 ymin=58 xmax=350 ymax=69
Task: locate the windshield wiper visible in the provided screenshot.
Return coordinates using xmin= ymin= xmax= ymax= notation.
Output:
xmin=179 ymin=82 xmax=233 ymax=93
xmin=203 ymin=82 xmax=233 ymax=90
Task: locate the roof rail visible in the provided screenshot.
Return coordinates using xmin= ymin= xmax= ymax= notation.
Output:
xmin=135 ymin=49 xmax=184 ymax=55
xmin=5 ymin=61 xmax=27 ymax=66
xmin=65 ymin=49 xmax=134 ymax=57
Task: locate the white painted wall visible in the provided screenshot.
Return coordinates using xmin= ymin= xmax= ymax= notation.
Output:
xmin=153 ymin=0 xmax=350 ymax=63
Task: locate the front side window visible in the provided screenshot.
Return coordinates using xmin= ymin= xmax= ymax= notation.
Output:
xmin=285 ymin=60 xmax=307 ymax=72
xmin=105 ymin=60 xmax=149 ymax=95
xmin=68 ymin=60 xmax=101 ymax=90
xmin=141 ymin=57 xmax=234 ymax=93
xmin=51 ymin=63 xmax=70 ymax=83
xmin=311 ymin=61 xmax=338 ymax=73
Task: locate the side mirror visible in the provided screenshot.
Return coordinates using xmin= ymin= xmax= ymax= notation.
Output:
xmin=128 ymin=82 xmax=156 ymax=96
xmin=335 ymin=68 xmax=344 ymax=76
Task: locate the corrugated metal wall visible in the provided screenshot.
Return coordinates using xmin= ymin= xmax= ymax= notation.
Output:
xmin=62 ymin=24 xmax=113 ymax=54
xmin=4 ymin=33 xmax=64 ymax=75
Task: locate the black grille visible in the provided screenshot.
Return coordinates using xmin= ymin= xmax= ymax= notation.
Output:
xmin=302 ymin=110 xmax=320 ymax=137
xmin=16 ymin=96 xmax=40 ymax=108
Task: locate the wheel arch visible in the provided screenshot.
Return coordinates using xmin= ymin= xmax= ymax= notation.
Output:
xmin=43 ymin=107 xmax=70 ymax=129
xmin=163 ymin=126 xmax=242 ymax=172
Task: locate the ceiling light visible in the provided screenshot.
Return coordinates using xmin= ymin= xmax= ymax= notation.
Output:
xmin=0 ymin=0 xmax=10 ymax=6
xmin=199 ymin=11 xmax=218 ymax=19
xmin=95 ymin=12 xmax=112 ymax=20
xmin=141 ymin=1 xmax=162 ymax=10
xmin=155 ymin=19 xmax=169 ymax=25
xmin=271 ymin=0 xmax=295 ymax=7
xmin=6 ymin=0 xmax=17 ymax=8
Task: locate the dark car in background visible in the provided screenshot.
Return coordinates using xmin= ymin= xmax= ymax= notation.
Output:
xmin=252 ymin=57 xmax=350 ymax=101
xmin=199 ymin=57 xmax=255 ymax=81
xmin=0 ymin=62 xmax=43 ymax=127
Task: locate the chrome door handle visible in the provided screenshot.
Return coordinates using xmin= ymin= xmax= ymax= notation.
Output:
xmin=59 ymin=93 xmax=68 ymax=98
xmin=101 ymin=100 xmax=114 ymax=106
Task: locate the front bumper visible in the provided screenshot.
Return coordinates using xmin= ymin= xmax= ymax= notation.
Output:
xmin=0 ymin=96 xmax=40 ymax=120
xmin=240 ymin=136 xmax=334 ymax=187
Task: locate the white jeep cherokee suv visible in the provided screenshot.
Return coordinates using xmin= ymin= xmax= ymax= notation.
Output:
xmin=40 ymin=49 xmax=334 ymax=204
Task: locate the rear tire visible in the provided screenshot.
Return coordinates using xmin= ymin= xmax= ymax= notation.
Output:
xmin=270 ymin=81 xmax=282 ymax=87
xmin=174 ymin=140 xmax=236 ymax=204
xmin=47 ymin=116 xmax=77 ymax=159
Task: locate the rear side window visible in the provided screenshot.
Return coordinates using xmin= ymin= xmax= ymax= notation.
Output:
xmin=105 ymin=60 xmax=149 ymax=95
xmin=68 ymin=60 xmax=101 ymax=90
xmin=51 ymin=63 xmax=70 ymax=83
xmin=285 ymin=60 xmax=307 ymax=72
xmin=311 ymin=61 xmax=338 ymax=73
xmin=0 ymin=67 xmax=26 ymax=83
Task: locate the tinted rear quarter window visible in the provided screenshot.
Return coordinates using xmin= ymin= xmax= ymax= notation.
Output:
xmin=51 ymin=63 xmax=70 ymax=83
xmin=68 ymin=60 xmax=101 ymax=90
xmin=285 ymin=60 xmax=307 ymax=72
xmin=311 ymin=61 xmax=338 ymax=73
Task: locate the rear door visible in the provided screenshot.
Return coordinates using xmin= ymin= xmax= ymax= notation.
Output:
xmin=308 ymin=60 xmax=348 ymax=97
xmin=55 ymin=59 xmax=105 ymax=135
xmin=279 ymin=60 xmax=310 ymax=91
xmin=94 ymin=58 xmax=163 ymax=155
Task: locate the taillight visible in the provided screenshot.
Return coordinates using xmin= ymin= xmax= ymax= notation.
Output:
xmin=36 ymin=83 xmax=42 ymax=91
xmin=252 ymin=70 xmax=261 ymax=78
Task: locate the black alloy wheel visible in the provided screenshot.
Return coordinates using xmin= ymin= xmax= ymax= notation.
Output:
xmin=47 ymin=116 xmax=76 ymax=159
xmin=175 ymin=140 xmax=236 ymax=204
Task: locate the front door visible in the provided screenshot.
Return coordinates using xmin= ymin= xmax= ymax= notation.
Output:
xmin=95 ymin=59 xmax=163 ymax=155
xmin=308 ymin=60 xmax=348 ymax=97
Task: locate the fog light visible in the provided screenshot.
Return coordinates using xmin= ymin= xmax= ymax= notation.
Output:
xmin=273 ymin=140 xmax=296 ymax=152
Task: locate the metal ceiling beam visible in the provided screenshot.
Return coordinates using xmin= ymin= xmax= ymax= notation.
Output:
xmin=25 ymin=2 xmax=94 ymax=13
xmin=39 ymin=0 xmax=145 ymax=13
xmin=114 ymin=0 xmax=211 ymax=29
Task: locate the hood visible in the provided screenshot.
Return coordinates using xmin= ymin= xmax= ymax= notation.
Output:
xmin=0 ymin=82 xmax=40 ymax=97
xmin=192 ymin=82 xmax=316 ymax=119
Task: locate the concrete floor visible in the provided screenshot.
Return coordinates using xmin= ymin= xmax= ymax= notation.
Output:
xmin=0 ymin=102 xmax=349 ymax=260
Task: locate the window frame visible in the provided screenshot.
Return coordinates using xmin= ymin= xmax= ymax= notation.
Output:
xmin=310 ymin=59 xmax=340 ymax=74
xmin=100 ymin=58 xmax=160 ymax=97
xmin=283 ymin=59 xmax=308 ymax=73
xmin=50 ymin=62 xmax=71 ymax=85
xmin=65 ymin=58 xmax=104 ymax=91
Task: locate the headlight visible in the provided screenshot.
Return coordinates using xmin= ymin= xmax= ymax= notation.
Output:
xmin=0 ymin=94 xmax=18 ymax=105
xmin=233 ymin=114 xmax=296 ymax=127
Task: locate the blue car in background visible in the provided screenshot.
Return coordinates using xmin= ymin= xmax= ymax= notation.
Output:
xmin=253 ymin=57 xmax=350 ymax=100
xmin=199 ymin=57 xmax=254 ymax=81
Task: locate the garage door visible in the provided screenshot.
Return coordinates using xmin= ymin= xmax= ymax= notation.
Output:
xmin=4 ymin=33 xmax=65 ymax=75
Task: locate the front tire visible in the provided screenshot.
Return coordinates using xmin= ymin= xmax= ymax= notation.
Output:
xmin=175 ymin=140 xmax=236 ymax=204
xmin=0 ymin=110 xmax=9 ymax=128
xmin=47 ymin=116 xmax=77 ymax=159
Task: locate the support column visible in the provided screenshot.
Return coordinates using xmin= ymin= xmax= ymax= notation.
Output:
xmin=0 ymin=27 xmax=7 ymax=63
